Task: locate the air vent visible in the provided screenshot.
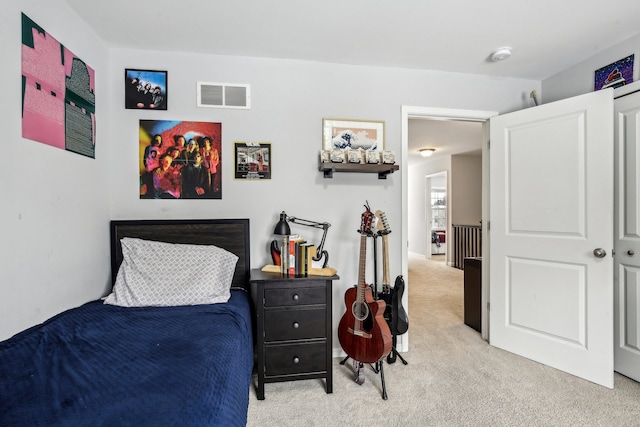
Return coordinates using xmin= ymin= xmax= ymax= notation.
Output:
xmin=197 ymin=82 xmax=250 ymax=109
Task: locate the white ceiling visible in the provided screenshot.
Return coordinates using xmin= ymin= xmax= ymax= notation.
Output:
xmin=408 ymin=118 xmax=483 ymax=166
xmin=64 ymin=0 xmax=640 ymax=81
xmin=63 ymin=0 xmax=640 ymax=164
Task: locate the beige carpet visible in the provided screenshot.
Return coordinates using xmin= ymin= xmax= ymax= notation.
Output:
xmin=246 ymin=253 xmax=640 ymax=426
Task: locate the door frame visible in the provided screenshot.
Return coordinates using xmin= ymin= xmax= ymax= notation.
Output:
xmin=613 ymin=79 xmax=640 ymax=381
xmin=425 ymin=171 xmax=448 ymax=261
xmin=402 ymin=106 xmax=498 ymax=341
xmin=425 ymin=174 xmax=434 ymax=259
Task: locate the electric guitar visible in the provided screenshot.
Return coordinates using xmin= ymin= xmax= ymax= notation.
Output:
xmin=375 ymin=210 xmax=409 ymax=339
xmin=338 ymin=204 xmax=392 ymax=364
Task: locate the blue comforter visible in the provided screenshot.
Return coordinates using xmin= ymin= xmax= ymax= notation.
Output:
xmin=0 ymin=289 xmax=254 ymax=427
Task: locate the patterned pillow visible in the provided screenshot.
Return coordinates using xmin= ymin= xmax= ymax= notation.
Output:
xmin=104 ymin=237 xmax=239 ymax=307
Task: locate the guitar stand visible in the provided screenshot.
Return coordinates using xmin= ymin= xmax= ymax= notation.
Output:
xmin=372 ymin=225 xmax=410 ymax=369
xmin=387 ymin=346 xmax=408 ymax=365
xmin=337 ymin=208 xmax=395 ymax=401
xmin=385 ymin=334 xmax=408 ymax=365
xmin=339 ymin=355 xmax=389 ymax=400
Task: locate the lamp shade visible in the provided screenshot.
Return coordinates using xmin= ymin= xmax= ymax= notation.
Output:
xmin=273 ymin=211 xmax=291 ymax=235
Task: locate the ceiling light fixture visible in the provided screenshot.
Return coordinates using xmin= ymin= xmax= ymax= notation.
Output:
xmin=490 ymin=47 xmax=512 ymax=62
xmin=419 ymin=148 xmax=435 ymax=157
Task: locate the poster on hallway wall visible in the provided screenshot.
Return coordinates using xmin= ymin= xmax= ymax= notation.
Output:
xmin=594 ymin=54 xmax=634 ymax=91
xmin=234 ymin=142 xmax=271 ymax=180
xmin=139 ymin=120 xmax=222 ymax=199
xmin=21 ymin=13 xmax=96 ymax=159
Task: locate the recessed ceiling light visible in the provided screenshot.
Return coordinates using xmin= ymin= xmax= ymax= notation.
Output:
xmin=490 ymin=47 xmax=512 ymax=62
xmin=419 ymin=148 xmax=435 ymax=157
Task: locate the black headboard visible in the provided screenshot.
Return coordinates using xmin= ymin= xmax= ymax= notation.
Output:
xmin=110 ymin=219 xmax=251 ymax=290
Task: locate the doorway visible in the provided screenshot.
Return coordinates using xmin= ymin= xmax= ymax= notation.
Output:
xmin=402 ymin=106 xmax=498 ymax=344
xmin=426 ymin=172 xmax=447 ymax=261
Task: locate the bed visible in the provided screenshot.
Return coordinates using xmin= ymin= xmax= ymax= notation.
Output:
xmin=0 ymin=219 xmax=254 ymax=427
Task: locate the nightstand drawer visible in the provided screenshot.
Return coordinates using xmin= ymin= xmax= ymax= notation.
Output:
xmin=265 ymin=341 xmax=326 ymax=376
xmin=251 ymin=269 xmax=338 ymax=399
xmin=264 ymin=286 xmax=326 ymax=307
xmin=264 ymin=307 xmax=325 ymax=341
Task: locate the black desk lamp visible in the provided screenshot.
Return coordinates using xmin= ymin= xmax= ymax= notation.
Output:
xmin=272 ymin=211 xmax=331 ymax=268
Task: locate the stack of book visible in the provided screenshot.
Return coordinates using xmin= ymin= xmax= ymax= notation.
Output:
xmin=280 ymin=235 xmax=316 ymax=277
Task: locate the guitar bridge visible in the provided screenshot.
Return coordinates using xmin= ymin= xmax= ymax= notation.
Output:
xmin=347 ymin=327 xmax=372 ymax=339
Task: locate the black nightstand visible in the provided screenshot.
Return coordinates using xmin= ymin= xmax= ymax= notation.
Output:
xmin=250 ymin=269 xmax=338 ymax=400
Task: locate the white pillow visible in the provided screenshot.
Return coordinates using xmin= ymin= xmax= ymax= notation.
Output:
xmin=104 ymin=237 xmax=239 ymax=307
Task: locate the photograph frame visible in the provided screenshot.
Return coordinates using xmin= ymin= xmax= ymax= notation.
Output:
xmin=139 ymin=119 xmax=222 ymax=199
xmin=125 ymin=68 xmax=168 ymax=110
xmin=594 ymin=54 xmax=634 ymax=91
xmin=322 ymin=118 xmax=385 ymax=152
xmin=234 ymin=142 xmax=271 ymax=180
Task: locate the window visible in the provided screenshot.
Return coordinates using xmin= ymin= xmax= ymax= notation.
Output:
xmin=431 ymin=189 xmax=446 ymax=229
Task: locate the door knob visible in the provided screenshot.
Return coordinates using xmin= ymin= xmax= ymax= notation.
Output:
xmin=628 ymin=250 xmax=635 ymax=256
xmin=593 ymin=248 xmax=607 ymax=258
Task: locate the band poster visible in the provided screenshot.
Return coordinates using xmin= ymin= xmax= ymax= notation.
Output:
xmin=234 ymin=142 xmax=271 ymax=180
xmin=125 ymin=69 xmax=167 ymax=110
xmin=21 ymin=13 xmax=96 ymax=158
xmin=139 ymin=120 xmax=222 ymax=199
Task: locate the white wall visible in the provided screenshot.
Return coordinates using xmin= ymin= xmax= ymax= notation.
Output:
xmin=2 ymin=0 xmax=540 ymax=348
xmin=543 ymin=33 xmax=640 ymax=103
xmin=108 ymin=51 xmax=538 ymax=354
xmin=451 ymin=154 xmax=482 ymax=226
xmin=408 ymin=153 xmax=481 ymax=261
xmin=1 ymin=0 xmax=111 ymax=340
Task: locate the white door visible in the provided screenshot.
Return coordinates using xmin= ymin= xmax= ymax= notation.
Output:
xmin=490 ymin=89 xmax=614 ymax=388
xmin=614 ymin=82 xmax=640 ymax=382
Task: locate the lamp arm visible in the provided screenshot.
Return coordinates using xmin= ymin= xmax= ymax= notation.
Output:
xmin=288 ymin=217 xmax=331 ymax=267
xmin=313 ymin=224 xmax=329 ymax=262
xmin=288 ymin=217 xmax=327 ymax=230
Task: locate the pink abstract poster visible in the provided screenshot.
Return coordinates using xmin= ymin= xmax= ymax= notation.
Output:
xmin=21 ymin=13 xmax=96 ymax=158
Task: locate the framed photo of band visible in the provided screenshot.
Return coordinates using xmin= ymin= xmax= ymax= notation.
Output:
xmin=125 ymin=69 xmax=167 ymax=110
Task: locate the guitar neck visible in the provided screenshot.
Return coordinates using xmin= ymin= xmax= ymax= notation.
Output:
xmin=357 ymin=233 xmax=367 ymax=302
xmin=381 ymin=234 xmax=390 ymax=287
xmin=374 ymin=209 xmax=392 ymax=290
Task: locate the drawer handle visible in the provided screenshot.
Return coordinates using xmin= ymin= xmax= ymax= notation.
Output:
xmin=292 ymin=294 xmax=300 ymax=301
xmin=293 ymin=357 xmax=300 ymax=364
xmin=292 ymin=322 xmax=300 ymax=329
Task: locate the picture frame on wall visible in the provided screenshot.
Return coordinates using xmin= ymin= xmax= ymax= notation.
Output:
xmin=234 ymin=142 xmax=271 ymax=180
xmin=322 ymin=118 xmax=385 ymax=152
xmin=125 ymin=69 xmax=167 ymax=110
xmin=594 ymin=55 xmax=634 ymax=91
xmin=139 ymin=119 xmax=222 ymax=199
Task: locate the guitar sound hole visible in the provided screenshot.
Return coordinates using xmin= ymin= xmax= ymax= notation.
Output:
xmin=351 ymin=301 xmax=370 ymax=321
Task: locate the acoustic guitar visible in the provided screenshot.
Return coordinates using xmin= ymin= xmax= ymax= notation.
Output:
xmin=338 ymin=204 xmax=392 ymax=364
xmin=375 ymin=210 xmax=409 ymax=337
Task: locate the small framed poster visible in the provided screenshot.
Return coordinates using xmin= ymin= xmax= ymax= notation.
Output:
xmin=234 ymin=142 xmax=271 ymax=180
xmin=322 ymin=118 xmax=385 ymax=151
xmin=125 ymin=69 xmax=167 ymax=110
xmin=594 ymin=55 xmax=634 ymax=91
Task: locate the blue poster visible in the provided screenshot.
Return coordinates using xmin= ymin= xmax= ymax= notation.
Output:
xmin=594 ymin=55 xmax=634 ymax=90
